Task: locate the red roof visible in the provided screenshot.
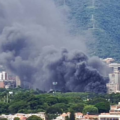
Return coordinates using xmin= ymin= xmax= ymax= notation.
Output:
xmin=0 ymin=81 xmax=5 ymax=88
xmin=84 ymin=115 xmax=98 ymax=119
xmin=75 ymin=112 xmax=83 ymax=116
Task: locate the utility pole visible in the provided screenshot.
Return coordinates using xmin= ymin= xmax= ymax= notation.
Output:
xmin=53 ymin=82 xmax=57 ymax=95
xmin=91 ymin=14 xmax=95 ymax=29
xmin=4 ymin=96 xmax=5 ymax=103
xmin=7 ymin=93 xmax=8 ymax=103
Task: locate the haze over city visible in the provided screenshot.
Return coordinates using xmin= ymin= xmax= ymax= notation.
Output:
xmin=0 ymin=1 xmax=120 ymax=120
xmin=0 ymin=0 xmax=113 ymax=94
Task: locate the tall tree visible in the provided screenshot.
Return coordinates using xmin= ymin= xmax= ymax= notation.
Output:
xmin=14 ymin=117 xmax=20 ymax=120
xmin=27 ymin=115 xmax=42 ymax=120
xmin=95 ymin=102 xmax=110 ymax=113
xmin=65 ymin=116 xmax=70 ymax=120
xmin=70 ymin=111 xmax=75 ymax=120
xmin=83 ymin=105 xmax=98 ymax=115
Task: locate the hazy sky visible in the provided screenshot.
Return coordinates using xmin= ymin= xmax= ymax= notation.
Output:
xmin=0 ymin=0 xmax=109 ymax=93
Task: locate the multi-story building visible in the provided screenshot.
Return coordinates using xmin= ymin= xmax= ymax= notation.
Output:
xmin=0 ymin=71 xmax=8 ymax=80
xmin=99 ymin=102 xmax=120 ymax=120
xmin=0 ymin=71 xmax=21 ymax=89
xmin=16 ymin=76 xmax=21 ymax=87
xmin=107 ymin=63 xmax=120 ymax=94
xmin=0 ymin=81 xmax=5 ymax=88
xmin=0 ymin=65 xmax=21 ymax=89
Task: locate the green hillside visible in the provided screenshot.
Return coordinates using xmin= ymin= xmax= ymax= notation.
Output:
xmin=58 ymin=0 xmax=120 ymax=62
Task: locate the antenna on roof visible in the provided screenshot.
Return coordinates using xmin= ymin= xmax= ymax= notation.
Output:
xmin=91 ymin=14 xmax=96 ymax=29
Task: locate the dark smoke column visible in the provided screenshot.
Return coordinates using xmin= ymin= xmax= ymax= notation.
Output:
xmin=46 ymin=50 xmax=108 ymax=93
xmin=0 ymin=0 xmax=109 ymax=93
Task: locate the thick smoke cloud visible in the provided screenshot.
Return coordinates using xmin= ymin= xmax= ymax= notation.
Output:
xmin=0 ymin=0 xmax=109 ymax=93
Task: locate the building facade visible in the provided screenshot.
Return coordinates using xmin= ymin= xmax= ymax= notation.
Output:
xmin=0 ymin=71 xmax=21 ymax=89
xmin=107 ymin=63 xmax=120 ymax=94
xmin=99 ymin=102 xmax=120 ymax=120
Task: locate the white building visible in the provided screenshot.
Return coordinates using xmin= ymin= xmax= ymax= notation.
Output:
xmin=107 ymin=63 xmax=120 ymax=94
xmin=99 ymin=114 xmax=119 ymax=120
xmin=0 ymin=71 xmax=7 ymax=80
xmin=103 ymin=58 xmax=114 ymax=64
xmin=99 ymin=102 xmax=120 ymax=120
xmin=55 ymin=112 xmax=84 ymax=120
xmin=1 ymin=112 xmax=46 ymax=120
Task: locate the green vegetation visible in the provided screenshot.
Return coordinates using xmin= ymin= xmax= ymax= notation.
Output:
xmin=14 ymin=117 xmax=20 ymax=120
xmin=0 ymin=88 xmax=119 ymax=117
xmin=0 ymin=118 xmax=7 ymax=120
xmin=61 ymin=0 xmax=120 ymax=61
xmin=65 ymin=116 xmax=70 ymax=120
xmin=27 ymin=115 xmax=42 ymax=120
xmin=70 ymin=111 xmax=75 ymax=120
xmin=70 ymin=103 xmax=85 ymax=112
xmin=95 ymin=102 xmax=110 ymax=113
xmin=82 ymin=105 xmax=98 ymax=115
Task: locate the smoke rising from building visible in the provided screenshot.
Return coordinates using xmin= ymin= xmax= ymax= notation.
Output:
xmin=0 ymin=0 xmax=109 ymax=93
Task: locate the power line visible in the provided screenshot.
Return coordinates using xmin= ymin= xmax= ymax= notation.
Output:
xmin=88 ymin=0 xmax=99 ymax=30
xmin=91 ymin=14 xmax=96 ymax=29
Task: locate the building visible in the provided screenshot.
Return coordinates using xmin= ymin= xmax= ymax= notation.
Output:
xmin=107 ymin=63 xmax=120 ymax=94
xmin=1 ymin=112 xmax=46 ymax=120
xmin=55 ymin=112 xmax=99 ymax=120
xmin=102 ymin=58 xmax=120 ymax=93
xmin=0 ymin=65 xmax=22 ymax=89
xmin=0 ymin=71 xmax=8 ymax=80
xmin=107 ymin=83 xmax=118 ymax=94
xmin=83 ymin=115 xmax=98 ymax=120
xmin=0 ymin=81 xmax=5 ymax=88
xmin=103 ymin=58 xmax=114 ymax=64
xmin=0 ymin=70 xmax=21 ymax=89
xmin=75 ymin=112 xmax=83 ymax=119
xmin=55 ymin=112 xmax=70 ymax=120
xmin=16 ymin=76 xmax=21 ymax=87
xmin=99 ymin=102 xmax=120 ymax=120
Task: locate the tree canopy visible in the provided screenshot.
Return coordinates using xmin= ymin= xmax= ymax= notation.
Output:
xmin=27 ymin=115 xmax=42 ymax=120
xmin=82 ymin=105 xmax=98 ymax=115
xmin=14 ymin=117 xmax=20 ymax=120
xmin=0 ymin=88 xmax=117 ymax=117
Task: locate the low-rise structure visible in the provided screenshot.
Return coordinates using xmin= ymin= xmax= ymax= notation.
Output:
xmin=75 ymin=113 xmax=83 ymax=119
xmin=99 ymin=102 xmax=120 ymax=120
xmin=103 ymin=58 xmax=114 ymax=64
xmin=107 ymin=63 xmax=120 ymax=94
xmin=83 ymin=115 xmax=98 ymax=120
xmin=55 ymin=112 xmax=98 ymax=120
xmin=56 ymin=112 xmax=70 ymax=120
xmin=0 ymin=112 xmax=46 ymax=120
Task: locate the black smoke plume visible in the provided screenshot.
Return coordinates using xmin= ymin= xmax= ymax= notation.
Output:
xmin=0 ymin=0 xmax=109 ymax=93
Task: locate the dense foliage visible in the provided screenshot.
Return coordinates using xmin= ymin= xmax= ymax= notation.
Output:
xmin=14 ymin=117 xmax=20 ymax=120
xmin=27 ymin=115 xmax=42 ymax=120
xmin=0 ymin=88 xmax=119 ymax=116
xmin=56 ymin=0 xmax=120 ymax=61
xmin=70 ymin=111 xmax=75 ymax=120
xmin=82 ymin=105 xmax=98 ymax=115
xmin=0 ymin=118 xmax=7 ymax=120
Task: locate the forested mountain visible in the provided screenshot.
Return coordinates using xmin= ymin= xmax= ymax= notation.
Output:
xmin=57 ymin=0 xmax=120 ymax=61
